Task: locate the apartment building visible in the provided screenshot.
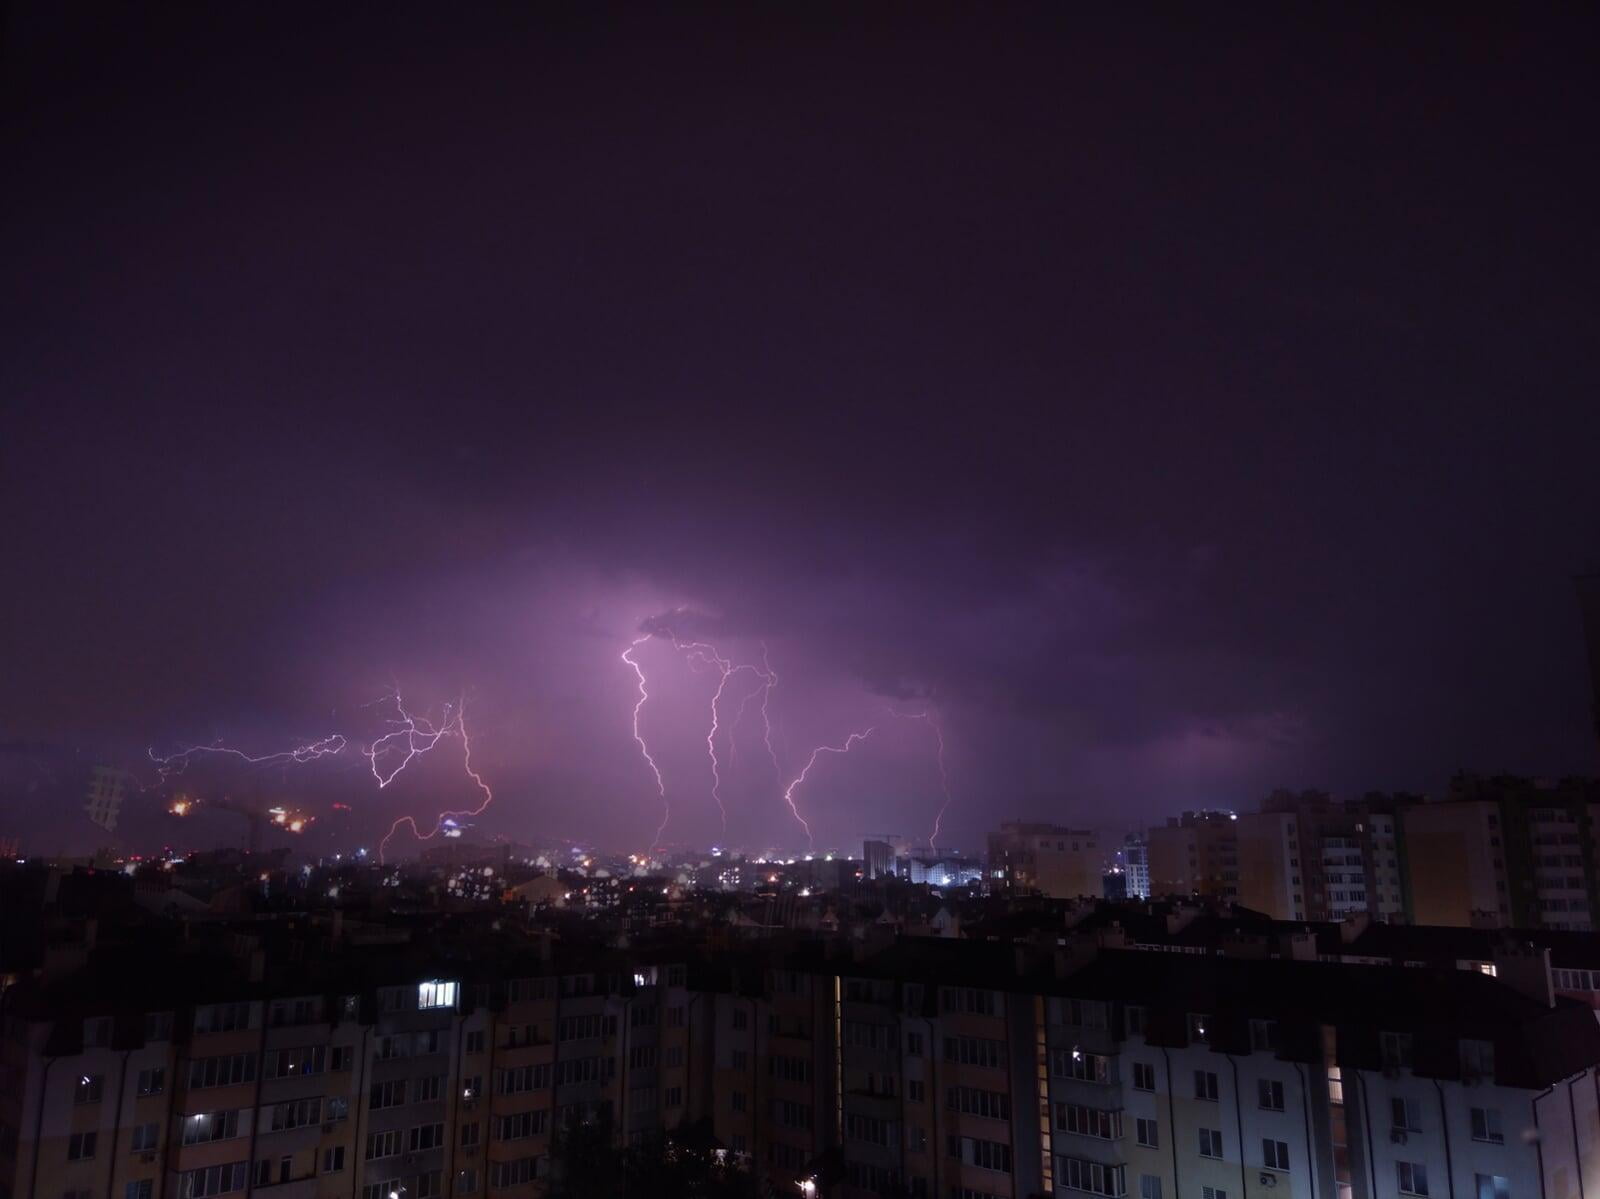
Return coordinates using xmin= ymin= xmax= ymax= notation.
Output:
xmin=1232 ymin=793 xmax=1409 ymax=924
xmin=6 ymin=925 xmax=1600 ymax=1199
xmin=1147 ymin=811 xmax=1239 ymax=901
xmin=987 ymin=823 xmax=1103 ymax=899
xmin=1403 ymin=776 xmax=1600 ymax=930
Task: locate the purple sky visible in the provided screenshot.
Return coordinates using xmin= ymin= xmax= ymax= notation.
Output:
xmin=3 ymin=5 xmax=1598 ymax=856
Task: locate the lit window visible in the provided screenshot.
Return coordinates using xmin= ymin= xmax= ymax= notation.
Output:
xmin=418 ymin=980 xmax=458 ymax=1010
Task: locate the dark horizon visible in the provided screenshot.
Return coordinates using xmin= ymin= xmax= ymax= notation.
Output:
xmin=4 ymin=4 xmax=1599 ymax=857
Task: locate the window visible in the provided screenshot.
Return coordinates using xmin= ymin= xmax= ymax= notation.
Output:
xmin=1460 ymin=1039 xmax=1495 ymax=1081
xmin=461 ymin=1121 xmax=481 ymax=1146
xmin=188 ymin=1054 xmax=255 ymax=1089
xmin=1471 ymin=1107 xmax=1504 ymax=1144
xmin=948 ymin=1136 xmax=1012 ymax=1173
xmin=137 ymin=1067 xmax=165 ymax=1096
xmin=1263 ymin=1140 xmax=1290 ymax=1171
xmin=1132 ymin=1062 xmax=1155 ymax=1091
xmin=1258 ymin=1079 xmax=1284 ymax=1111
xmin=731 ymin=1008 xmax=748 ymax=1030
xmin=665 ymin=1086 xmax=683 ymax=1107
xmin=495 ymin=1111 xmax=549 ymax=1141
xmin=947 ymin=1036 xmax=1007 ymax=1070
xmin=1188 ymin=1013 xmax=1211 ymax=1043
xmin=844 ymin=1113 xmax=894 ymax=1146
xmin=322 ymin=1146 xmax=345 ymax=1172
xmin=1198 ymin=1128 xmax=1223 ymax=1159
xmin=131 ymin=1122 xmax=160 ymax=1151
xmin=179 ymin=1163 xmax=247 ymax=1197
xmin=265 ymin=1044 xmax=326 ymax=1079
xmin=559 ymin=1013 xmax=605 ymax=1041
xmin=1052 ymin=1048 xmax=1113 ymax=1083
xmin=1201 ymin=1188 xmax=1226 ymax=1199
xmin=182 ymin=1110 xmax=241 ymax=1145
xmin=949 ymin=1087 xmax=1011 ymax=1120
xmin=905 ymin=1031 xmax=924 ymax=1056
xmin=194 ymin=1003 xmax=252 ymax=1033
xmin=370 ymin=1078 xmax=406 ymax=1110
xmin=908 ymin=1079 xmax=925 ymax=1102
xmin=1392 ymin=1097 xmax=1422 ymax=1132
xmin=327 ymin=1096 xmax=349 ymax=1122
xmin=74 ymin=1074 xmax=104 ymax=1104
xmin=1194 ymin=1070 xmax=1219 ymax=1100
xmin=457 ymin=1168 xmax=480 ymax=1194
xmin=330 ymin=1045 xmax=354 ymax=1071
xmin=771 ymin=1054 xmax=810 ymax=1083
xmin=1398 ymin=1162 xmax=1429 ymax=1196
xmin=271 ymin=1096 xmax=324 ymax=1131
xmin=1126 ymin=1005 xmax=1148 ymax=1036
xmin=497 ymin=1063 xmax=551 ymax=1094
xmin=1054 ymin=1103 xmax=1121 ymax=1140
xmin=731 ymin=1090 xmax=747 ymax=1113
xmin=942 ymin=986 xmax=999 ymax=1016
xmin=126 ymin=1182 xmax=154 ymax=1199
xmin=365 ymin=1130 xmax=401 ymax=1160
xmin=364 ymin=1181 xmax=403 ymax=1199
xmin=145 ymin=1011 xmax=173 ymax=1041
xmin=1475 ymin=1175 xmax=1510 ymax=1199
xmin=1381 ymin=1031 xmax=1414 ymax=1070
xmin=492 ymin=1152 xmax=544 ymax=1184
xmin=465 ymin=1029 xmax=486 ymax=1054
xmin=409 ymin=1122 xmax=446 ymax=1151
xmin=1140 ymin=1176 xmax=1162 ymax=1199
xmin=415 ymin=1074 xmax=443 ymax=1102
xmin=772 ymin=1098 xmax=811 ymax=1128
xmin=1136 ymin=1118 xmax=1159 ymax=1148
xmin=1250 ymin=1020 xmax=1278 ymax=1052
xmin=417 ymin=979 xmax=458 ymax=1009
xmin=84 ymin=1016 xmax=112 ymax=1047
xmin=68 ymin=1131 xmax=98 ymax=1160
xmin=1054 ymin=1154 xmax=1122 ymax=1196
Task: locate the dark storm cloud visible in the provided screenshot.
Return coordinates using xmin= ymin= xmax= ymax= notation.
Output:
xmin=2 ymin=3 xmax=1598 ymax=852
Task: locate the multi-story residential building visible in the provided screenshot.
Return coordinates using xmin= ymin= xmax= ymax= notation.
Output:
xmin=1147 ymin=811 xmax=1238 ymax=900
xmin=5 ymin=912 xmax=1600 ymax=1199
xmin=1121 ymin=836 xmax=1150 ymax=902
xmin=1403 ymin=776 xmax=1600 ymax=930
xmin=987 ymin=823 xmax=1102 ymax=899
xmin=1234 ymin=792 xmax=1410 ymax=923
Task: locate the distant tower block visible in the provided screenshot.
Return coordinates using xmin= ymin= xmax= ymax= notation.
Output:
xmin=1578 ymin=574 xmax=1600 ymax=758
xmin=84 ymin=765 xmax=129 ymax=833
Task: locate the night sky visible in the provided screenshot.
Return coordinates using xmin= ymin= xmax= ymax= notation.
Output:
xmin=4 ymin=5 xmax=1597 ymax=855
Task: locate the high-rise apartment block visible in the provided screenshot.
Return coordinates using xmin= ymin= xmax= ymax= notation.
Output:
xmin=986 ymin=822 xmax=1102 ymax=898
xmin=1146 ymin=810 xmax=1239 ymax=900
xmin=4 ymin=927 xmax=1598 ymax=1199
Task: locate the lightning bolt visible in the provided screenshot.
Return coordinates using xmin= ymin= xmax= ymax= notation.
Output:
xmin=146 ymin=735 xmax=348 ymax=784
xmin=781 ymin=728 xmax=874 ymax=851
xmin=892 ymin=709 xmax=954 ymax=850
xmin=364 ymin=690 xmax=460 ymax=788
xmin=672 ymin=638 xmax=777 ymax=834
xmin=622 ymin=635 xmax=670 ymax=852
xmin=377 ymin=694 xmax=494 ymax=862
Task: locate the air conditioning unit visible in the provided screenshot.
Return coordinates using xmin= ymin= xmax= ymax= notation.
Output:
xmin=1390 ymin=1130 xmax=1408 ymax=1144
xmin=1259 ymin=1173 xmax=1277 ymax=1188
